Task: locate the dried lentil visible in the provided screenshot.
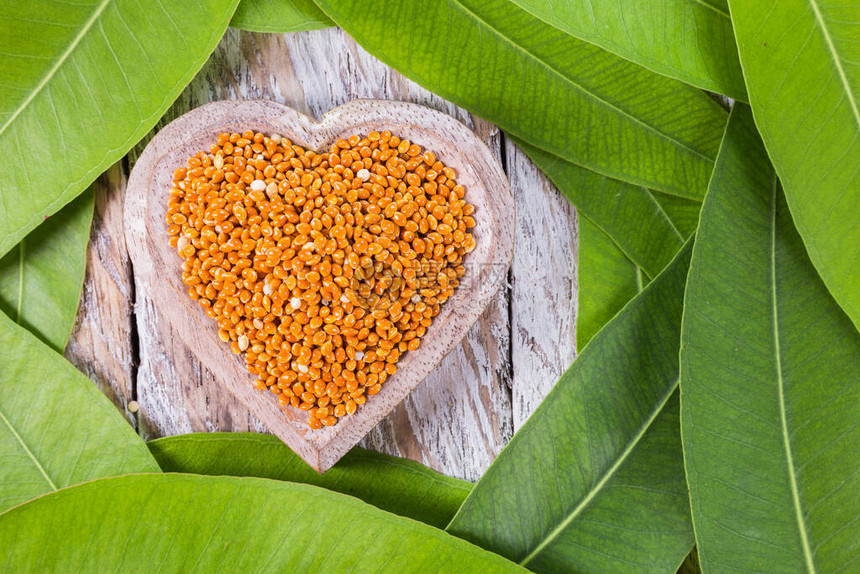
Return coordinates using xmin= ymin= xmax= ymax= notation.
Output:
xmin=166 ymin=130 xmax=476 ymax=428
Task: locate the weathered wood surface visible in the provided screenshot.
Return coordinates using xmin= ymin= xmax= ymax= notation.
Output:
xmin=65 ymin=164 xmax=137 ymax=427
xmin=66 ymin=27 xmax=578 ymax=481
xmin=507 ymin=143 xmax=579 ymax=430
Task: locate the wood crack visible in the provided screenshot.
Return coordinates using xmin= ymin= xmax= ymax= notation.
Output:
xmin=500 ymin=131 xmax=515 ymax=411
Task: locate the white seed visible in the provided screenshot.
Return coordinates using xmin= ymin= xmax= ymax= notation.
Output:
xmin=297 ymin=364 xmax=309 ymax=374
xmin=411 ymin=294 xmax=422 ymax=303
xmin=291 ymin=297 xmax=302 ymax=310
xmin=176 ymin=236 xmax=190 ymax=252
xmin=270 ymin=133 xmax=282 ymax=143
xmin=253 ymin=318 xmax=264 ymax=330
xmin=356 ymin=169 xmax=370 ymax=181
xmin=213 ymin=153 xmax=224 ymax=169
xmin=263 ymin=283 xmax=273 ymax=296
xmin=321 ymin=298 xmax=330 ymax=306
xmin=127 ymin=400 xmax=139 ymax=414
xmin=250 ymin=179 xmax=266 ymax=192
xmin=303 ymin=242 xmax=315 ymax=251
xmin=266 ymin=182 xmax=279 ymax=199
xmin=355 ymin=351 xmax=365 ymax=361
xmin=238 ymin=335 xmax=250 ymax=351
xmin=340 ymin=294 xmax=350 ymax=304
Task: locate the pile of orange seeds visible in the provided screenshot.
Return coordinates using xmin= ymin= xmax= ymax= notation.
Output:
xmin=166 ymin=130 xmax=476 ymax=428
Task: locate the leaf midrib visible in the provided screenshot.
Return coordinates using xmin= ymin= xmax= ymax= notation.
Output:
xmin=0 ymin=0 xmax=114 ymax=139
xmin=448 ymin=0 xmax=716 ymax=163
xmin=807 ymin=0 xmax=860 ymax=130
xmin=0 ymin=405 xmax=57 ymax=491
xmin=519 ymin=381 xmax=679 ymax=566
xmin=769 ymin=174 xmax=817 ymax=573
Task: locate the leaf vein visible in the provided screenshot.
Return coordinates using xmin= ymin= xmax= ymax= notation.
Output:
xmin=0 ymin=0 xmax=114 ymax=139
xmin=0 ymin=405 xmax=57 ymax=491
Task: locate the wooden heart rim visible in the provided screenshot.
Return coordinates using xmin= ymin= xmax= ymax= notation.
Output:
xmin=125 ymin=99 xmax=514 ymax=472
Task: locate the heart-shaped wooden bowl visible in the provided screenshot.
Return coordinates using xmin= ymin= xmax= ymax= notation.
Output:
xmin=125 ymin=99 xmax=514 ymax=471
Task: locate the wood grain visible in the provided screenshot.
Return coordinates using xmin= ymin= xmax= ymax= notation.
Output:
xmin=507 ymin=142 xmax=578 ymax=430
xmin=65 ymin=164 xmax=137 ymax=427
xmin=66 ymin=27 xmax=576 ymax=481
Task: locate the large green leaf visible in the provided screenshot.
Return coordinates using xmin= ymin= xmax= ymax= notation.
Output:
xmin=576 ymin=215 xmax=644 ymax=350
xmin=509 ymin=0 xmax=746 ymax=100
xmin=0 ymin=474 xmax=525 ymax=572
xmin=680 ymin=105 xmax=860 ymax=572
xmin=232 ymin=0 xmax=332 ymax=32
xmin=518 ymin=139 xmax=687 ymax=279
xmin=448 ymin=241 xmax=695 ymax=572
xmin=0 ymin=311 xmax=159 ymax=513
xmin=0 ymin=189 xmax=93 ymax=351
xmin=149 ymin=432 xmax=471 ymax=529
xmin=0 ymin=0 xmax=240 ymax=257
xmin=316 ymin=0 xmax=727 ymax=197
xmin=727 ymin=0 xmax=860 ymax=331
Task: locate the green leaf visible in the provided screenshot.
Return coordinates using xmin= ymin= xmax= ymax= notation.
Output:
xmin=0 ymin=311 xmax=159 ymax=513
xmin=0 ymin=189 xmax=93 ymax=351
xmin=148 ymin=432 xmax=471 ymax=529
xmin=509 ymin=0 xmax=747 ymax=100
xmin=517 ymin=140 xmax=686 ymax=278
xmin=232 ymin=0 xmax=332 ymax=33
xmin=448 ymin=241 xmax=695 ymax=572
xmin=650 ymin=191 xmax=702 ymax=240
xmin=727 ymin=0 xmax=860 ymax=331
xmin=316 ymin=0 xmax=727 ymax=197
xmin=0 ymin=474 xmax=525 ymax=572
xmin=576 ymin=214 xmax=645 ymax=350
xmin=0 ymin=0 xmax=240 ymax=257
xmin=680 ymin=104 xmax=860 ymax=572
